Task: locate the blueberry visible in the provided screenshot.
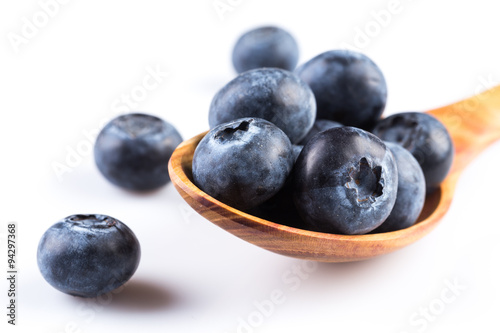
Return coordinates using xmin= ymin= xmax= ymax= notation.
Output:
xmin=296 ymin=50 xmax=387 ymax=130
xmin=232 ymin=26 xmax=299 ymax=74
xmin=94 ymin=113 xmax=183 ymax=191
xmin=208 ymin=68 xmax=316 ymax=144
xmin=37 ymin=214 xmax=140 ymax=298
xmin=293 ymin=127 xmax=398 ymax=235
xmin=192 ymin=117 xmax=294 ymax=210
xmin=374 ymin=142 xmax=426 ymax=233
xmin=372 ymin=112 xmax=454 ymax=193
xmin=298 ymin=119 xmax=343 ymax=145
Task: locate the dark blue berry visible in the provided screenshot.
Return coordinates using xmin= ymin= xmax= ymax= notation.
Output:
xmin=193 ymin=117 xmax=294 ymax=210
xmin=374 ymin=142 xmax=426 ymax=232
xmin=293 ymin=127 xmax=398 ymax=235
xmin=208 ymin=68 xmax=316 ymax=144
xmin=232 ymin=26 xmax=299 ymax=74
xmin=94 ymin=113 xmax=183 ymax=191
xmin=296 ymin=50 xmax=387 ymax=130
xmin=372 ymin=112 xmax=453 ymax=193
xmin=37 ymin=214 xmax=140 ymax=298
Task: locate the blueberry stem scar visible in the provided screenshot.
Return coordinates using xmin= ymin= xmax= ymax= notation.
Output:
xmin=345 ymin=157 xmax=384 ymax=203
xmin=215 ymin=120 xmax=252 ymax=143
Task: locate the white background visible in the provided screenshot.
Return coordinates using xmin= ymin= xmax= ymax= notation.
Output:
xmin=1 ymin=0 xmax=500 ymax=332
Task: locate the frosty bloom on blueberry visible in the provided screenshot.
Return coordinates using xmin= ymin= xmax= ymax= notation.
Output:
xmin=192 ymin=117 xmax=294 ymax=211
xmin=37 ymin=214 xmax=140 ymax=298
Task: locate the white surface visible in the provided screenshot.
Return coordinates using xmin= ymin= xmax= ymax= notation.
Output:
xmin=1 ymin=0 xmax=500 ymax=332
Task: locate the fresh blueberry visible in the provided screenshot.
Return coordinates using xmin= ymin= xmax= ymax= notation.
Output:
xmin=94 ymin=113 xmax=183 ymax=191
xmin=192 ymin=117 xmax=294 ymax=211
xmin=296 ymin=50 xmax=387 ymax=130
xmin=293 ymin=127 xmax=398 ymax=235
xmin=298 ymin=119 xmax=343 ymax=145
xmin=372 ymin=112 xmax=454 ymax=193
xmin=37 ymin=214 xmax=140 ymax=298
xmin=232 ymin=26 xmax=299 ymax=74
xmin=374 ymin=142 xmax=426 ymax=233
xmin=208 ymin=68 xmax=316 ymax=144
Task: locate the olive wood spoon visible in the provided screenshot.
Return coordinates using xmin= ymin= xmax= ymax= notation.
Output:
xmin=168 ymin=86 xmax=500 ymax=262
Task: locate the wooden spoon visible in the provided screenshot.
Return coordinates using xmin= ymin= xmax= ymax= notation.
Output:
xmin=168 ymin=86 xmax=500 ymax=262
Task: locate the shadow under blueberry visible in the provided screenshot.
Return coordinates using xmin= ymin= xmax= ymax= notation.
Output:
xmin=68 ymin=279 xmax=180 ymax=313
xmin=108 ymin=279 xmax=180 ymax=312
xmin=119 ymin=184 xmax=169 ymax=197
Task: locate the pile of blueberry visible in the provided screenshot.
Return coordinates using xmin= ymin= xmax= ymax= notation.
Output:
xmin=193 ymin=26 xmax=454 ymax=236
xmin=38 ymin=25 xmax=454 ymax=298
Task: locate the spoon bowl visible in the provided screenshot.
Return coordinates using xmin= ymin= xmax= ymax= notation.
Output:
xmin=168 ymin=86 xmax=500 ymax=262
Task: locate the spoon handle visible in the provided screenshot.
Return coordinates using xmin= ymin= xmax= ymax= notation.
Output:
xmin=428 ymin=85 xmax=500 ymax=176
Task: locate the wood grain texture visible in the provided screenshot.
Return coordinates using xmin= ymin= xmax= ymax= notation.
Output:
xmin=168 ymin=86 xmax=500 ymax=262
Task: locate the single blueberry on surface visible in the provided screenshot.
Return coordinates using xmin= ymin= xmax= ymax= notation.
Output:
xmin=298 ymin=119 xmax=343 ymax=145
xmin=293 ymin=127 xmax=398 ymax=235
xmin=37 ymin=214 xmax=141 ymax=298
xmin=232 ymin=26 xmax=299 ymax=74
xmin=192 ymin=117 xmax=294 ymax=210
xmin=208 ymin=68 xmax=316 ymax=143
xmin=296 ymin=50 xmax=387 ymax=130
xmin=94 ymin=113 xmax=183 ymax=191
xmin=372 ymin=112 xmax=453 ymax=193
xmin=374 ymin=142 xmax=426 ymax=233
